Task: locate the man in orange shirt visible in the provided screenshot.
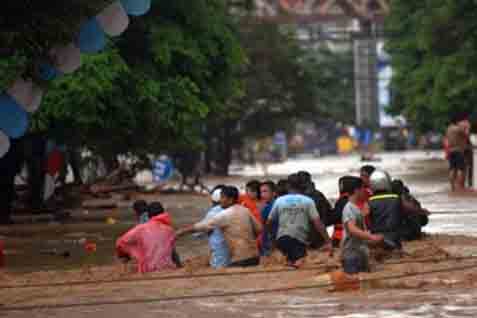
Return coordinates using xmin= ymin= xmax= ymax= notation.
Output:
xmin=239 ymin=180 xmax=263 ymax=224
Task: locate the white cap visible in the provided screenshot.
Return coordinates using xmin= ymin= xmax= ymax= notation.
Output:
xmin=211 ymin=188 xmax=222 ymax=203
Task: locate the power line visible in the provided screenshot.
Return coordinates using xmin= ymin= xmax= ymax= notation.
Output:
xmin=0 ymin=264 xmax=335 ymax=290
xmin=2 ymin=260 xmax=476 ymax=312
xmin=2 ymin=255 xmax=474 ymax=290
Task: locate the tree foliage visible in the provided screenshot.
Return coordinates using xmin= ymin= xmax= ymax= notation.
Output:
xmin=27 ymin=0 xmax=245 ymax=173
xmin=204 ymin=22 xmax=355 ymax=174
xmin=385 ymin=0 xmax=477 ymax=131
xmin=0 ymin=1 xmax=112 ymax=89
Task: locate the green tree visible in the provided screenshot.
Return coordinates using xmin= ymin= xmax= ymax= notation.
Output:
xmin=0 ymin=1 xmax=112 ymax=89
xmin=385 ymin=0 xmax=477 ymax=131
xmin=205 ymin=22 xmax=355 ymax=174
xmin=32 ymin=0 xmax=246 ymax=179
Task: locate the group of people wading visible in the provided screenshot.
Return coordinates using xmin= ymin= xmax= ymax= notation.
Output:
xmin=116 ymin=165 xmax=430 ymax=276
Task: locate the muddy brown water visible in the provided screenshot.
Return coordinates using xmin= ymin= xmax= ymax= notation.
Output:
xmin=4 ymin=151 xmax=477 ymax=317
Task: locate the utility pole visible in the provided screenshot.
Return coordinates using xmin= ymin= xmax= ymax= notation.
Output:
xmin=353 ymin=20 xmax=379 ymax=126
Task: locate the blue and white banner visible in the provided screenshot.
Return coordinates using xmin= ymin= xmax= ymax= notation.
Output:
xmin=152 ymin=158 xmax=174 ymax=183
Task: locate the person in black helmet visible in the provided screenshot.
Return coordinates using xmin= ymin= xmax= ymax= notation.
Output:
xmin=368 ymin=170 xmax=403 ymax=251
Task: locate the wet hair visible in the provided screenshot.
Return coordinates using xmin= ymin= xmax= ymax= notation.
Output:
xmin=360 ymin=165 xmax=376 ymax=176
xmin=260 ymin=181 xmax=276 ymax=193
xmin=133 ymin=200 xmax=148 ymax=215
xmin=297 ymin=171 xmax=314 ymax=191
xmin=246 ymin=180 xmax=261 ymax=199
xmin=221 ymin=186 xmax=240 ymax=202
xmin=339 ymin=176 xmax=358 ymax=195
xmin=276 ymin=179 xmax=289 ymax=196
xmin=347 ymin=177 xmax=364 ymax=195
xmin=148 ymin=201 xmax=165 ymax=218
xmin=288 ymin=173 xmax=306 ymax=193
xmin=297 ymin=171 xmax=312 ymax=183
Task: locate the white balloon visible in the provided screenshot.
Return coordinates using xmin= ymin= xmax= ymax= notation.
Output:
xmin=134 ymin=169 xmax=153 ymax=187
xmin=97 ymin=1 xmax=130 ymax=37
xmin=44 ymin=174 xmax=56 ymax=201
xmin=6 ymin=78 xmax=44 ymax=113
xmin=0 ymin=131 xmax=10 ymax=158
xmin=50 ymin=43 xmax=81 ymax=74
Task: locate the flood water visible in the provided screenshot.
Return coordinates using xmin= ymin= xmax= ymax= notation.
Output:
xmin=4 ymin=150 xmax=477 ymax=317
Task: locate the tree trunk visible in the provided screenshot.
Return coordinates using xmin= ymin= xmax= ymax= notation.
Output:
xmin=103 ymin=155 xmax=119 ymax=175
xmin=216 ymin=126 xmax=233 ymax=176
xmin=204 ymin=128 xmax=213 ymax=174
xmin=0 ymin=140 xmax=23 ymax=223
xmin=69 ymin=147 xmax=83 ymax=185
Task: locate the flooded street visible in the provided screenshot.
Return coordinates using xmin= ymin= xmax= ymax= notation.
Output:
xmin=4 ymin=150 xmax=477 ymax=317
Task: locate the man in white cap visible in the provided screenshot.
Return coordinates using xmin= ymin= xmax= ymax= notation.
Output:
xmin=201 ymin=185 xmax=231 ymax=268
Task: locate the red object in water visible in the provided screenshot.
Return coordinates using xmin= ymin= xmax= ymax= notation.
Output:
xmin=46 ymin=149 xmax=63 ymax=176
xmin=84 ymin=241 xmax=97 ymax=254
xmin=0 ymin=240 xmax=4 ymax=267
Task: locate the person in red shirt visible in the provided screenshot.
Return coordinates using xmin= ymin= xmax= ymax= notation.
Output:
xmin=116 ymin=201 xmax=181 ymax=273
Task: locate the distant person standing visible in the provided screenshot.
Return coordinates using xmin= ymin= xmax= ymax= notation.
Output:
xmin=358 ymin=125 xmax=375 ymax=162
xmin=446 ymin=113 xmax=471 ymax=191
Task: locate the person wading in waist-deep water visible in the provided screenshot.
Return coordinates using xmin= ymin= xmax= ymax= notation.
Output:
xmin=368 ymin=170 xmax=404 ymax=251
xmin=341 ymin=177 xmax=384 ymax=275
xmin=259 ymin=181 xmax=278 ymax=256
xmin=391 ymin=179 xmax=430 ymax=241
xmin=266 ymin=173 xmax=333 ymax=268
xmin=296 ymin=171 xmax=333 ymax=249
xmin=239 ymin=180 xmax=264 ymax=224
xmin=331 ymin=176 xmax=358 ymax=248
xmin=116 ymin=201 xmax=182 ymax=273
xmin=176 ymin=186 xmax=263 ymax=267
xmin=200 ymin=185 xmax=231 ymax=268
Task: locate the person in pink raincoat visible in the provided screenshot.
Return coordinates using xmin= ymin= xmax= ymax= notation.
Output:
xmin=116 ymin=201 xmax=182 ymax=273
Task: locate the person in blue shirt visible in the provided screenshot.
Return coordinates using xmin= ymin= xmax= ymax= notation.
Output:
xmin=267 ymin=174 xmax=332 ymax=268
xmin=202 ymin=185 xmax=231 ymax=268
xmin=260 ymin=181 xmax=277 ymax=256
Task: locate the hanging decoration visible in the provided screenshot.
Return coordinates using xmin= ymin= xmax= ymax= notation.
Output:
xmin=0 ymin=94 xmax=29 ymax=138
xmin=50 ymin=43 xmax=82 ymax=74
xmin=97 ymin=1 xmax=130 ymax=36
xmin=6 ymin=78 xmax=44 ymax=113
xmin=39 ymin=63 xmax=60 ymax=81
xmin=77 ymin=17 xmax=107 ymax=53
xmin=0 ymin=0 xmax=153 ymax=157
xmin=120 ymin=0 xmax=151 ymax=16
